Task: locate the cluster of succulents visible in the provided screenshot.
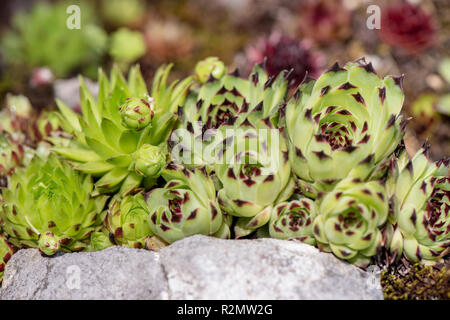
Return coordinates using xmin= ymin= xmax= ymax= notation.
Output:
xmin=0 ymin=56 xmax=448 ymax=284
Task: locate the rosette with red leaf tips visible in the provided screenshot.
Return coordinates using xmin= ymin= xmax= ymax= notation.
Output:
xmin=387 ymin=145 xmax=449 ymax=264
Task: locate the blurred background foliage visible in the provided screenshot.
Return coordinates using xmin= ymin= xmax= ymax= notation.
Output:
xmin=0 ymin=0 xmax=448 ymax=160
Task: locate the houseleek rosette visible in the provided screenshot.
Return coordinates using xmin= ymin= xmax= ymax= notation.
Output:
xmin=105 ymin=193 xmax=154 ymax=248
xmin=387 ymin=146 xmax=449 ymax=264
xmin=285 ymin=59 xmax=405 ymax=198
xmin=51 ymin=64 xmax=192 ymax=195
xmin=313 ymin=178 xmax=389 ymax=267
xmin=0 ymin=234 xmax=16 ymax=283
xmin=173 ymin=60 xmax=289 ymax=168
xmin=268 ymin=198 xmax=317 ymax=245
xmin=215 ymin=119 xmax=295 ymax=238
xmin=146 ymin=163 xmax=230 ymax=244
xmin=0 ymin=154 xmax=108 ymax=255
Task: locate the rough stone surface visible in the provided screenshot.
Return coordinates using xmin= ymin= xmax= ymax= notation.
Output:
xmin=161 ymin=236 xmax=383 ymax=300
xmin=0 ymin=236 xmax=383 ymax=300
xmin=0 ymin=247 xmax=167 ymax=300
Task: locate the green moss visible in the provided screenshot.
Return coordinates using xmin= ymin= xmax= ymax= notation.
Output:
xmin=381 ymin=263 xmax=450 ymax=300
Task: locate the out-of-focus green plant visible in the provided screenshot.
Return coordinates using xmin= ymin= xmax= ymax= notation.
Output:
xmin=410 ymin=58 xmax=450 ymax=133
xmin=101 ymin=0 xmax=146 ymax=27
xmin=437 ymin=58 xmax=450 ymax=116
xmin=411 ymin=93 xmax=440 ymax=123
xmin=109 ymin=28 xmax=146 ymax=72
xmin=0 ymin=1 xmax=108 ymax=78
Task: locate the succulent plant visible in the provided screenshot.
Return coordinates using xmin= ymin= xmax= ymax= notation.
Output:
xmin=411 ymin=93 xmax=440 ymax=124
xmin=284 ymin=59 xmax=405 ymax=198
xmin=105 ymin=193 xmax=154 ymax=248
xmin=183 ymin=60 xmax=288 ymax=129
xmin=245 ymin=32 xmax=324 ymax=87
xmin=436 ymin=58 xmax=450 ymax=117
xmin=0 ymin=94 xmax=33 ymax=143
xmin=379 ymin=2 xmax=438 ymax=55
xmin=195 ymin=57 xmax=227 ymax=84
xmin=313 ymin=178 xmax=389 ymax=267
xmin=0 ymin=111 xmax=54 ymax=187
xmin=0 ymin=154 xmax=108 ymax=255
xmin=298 ymin=0 xmax=351 ymax=45
xmin=119 ymin=97 xmax=154 ymax=130
xmin=51 ymin=65 xmax=192 ymax=195
xmin=387 ymin=145 xmax=449 ymax=264
xmin=0 ymin=233 xmax=16 ymax=283
xmin=0 ymin=1 xmax=108 ymax=78
xmin=86 ymin=229 xmax=114 ymax=252
xmin=215 ymin=119 xmax=296 ymax=238
xmin=2 ymin=94 xmax=32 ymax=119
xmin=101 ymin=0 xmax=146 ymax=27
xmin=0 ymin=134 xmax=24 ymax=178
xmin=0 ymin=94 xmax=61 ymax=146
xmin=173 ymin=60 xmax=289 ymax=167
xmin=146 ymin=163 xmax=230 ymax=244
xmin=268 ymin=198 xmax=317 ymax=245
xmin=109 ymin=28 xmax=147 ymax=71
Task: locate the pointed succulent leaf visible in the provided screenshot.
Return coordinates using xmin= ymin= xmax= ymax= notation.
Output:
xmin=128 ymin=64 xmax=149 ymax=97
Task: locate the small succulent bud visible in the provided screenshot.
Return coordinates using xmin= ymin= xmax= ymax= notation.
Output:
xmin=195 ymin=57 xmax=227 ymax=83
xmin=133 ymin=144 xmax=166 ymax=177
xmin=38 ymin=232 xmax=61 ymax=256
xmin=119 ymin=97 xmax=154 ymax=130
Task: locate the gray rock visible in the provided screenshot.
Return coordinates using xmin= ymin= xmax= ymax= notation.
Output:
xmin=161 ymin=236 xmax=383 ymax=300
xmin=1 ymin=247 xmax=167 ymax=300
xmin=0 ymin=236 xmax=383 ymax=300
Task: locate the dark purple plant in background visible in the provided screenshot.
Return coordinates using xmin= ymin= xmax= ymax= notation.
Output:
xmin=379 ymin=1 xmax=438 ymax=55
xmin=246 ymin=32 xmax=324 ymax=87
xmin=297 ymin=0 xmax=351 ymax=45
